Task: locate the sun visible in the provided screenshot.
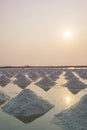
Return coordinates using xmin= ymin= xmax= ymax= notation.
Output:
xmin=64 ymin=30 xmax=72 ymax=38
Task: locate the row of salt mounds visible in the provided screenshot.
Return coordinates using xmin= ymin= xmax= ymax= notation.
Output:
xmin=0 ymin=75 xmax=10 ymax=87
xmin=0 ymin=68 xmax=19 ymax=78
xmin=13 ymin=73 xmax=32 ymax=89
xmin=54 ymin=94 xmax=87 ymax=130
xmin=2 ymin=89 xmax=54 ymax=123
xmin=35 ymin=76 xmax=56 ymax=91
xmin=74 ymin=69 xmax=87 ymax=79
xmin=63 ymin=76 xmax=87 ymax=94
xmin=0 ymin=90 xmax=10 ymax=105
xmin=1 ymin=70 xmax=13 ymax=78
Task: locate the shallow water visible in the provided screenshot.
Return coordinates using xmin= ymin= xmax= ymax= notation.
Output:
xmin=0 ymin=68 xmax=87 ymax=130
xmin=0 ymin=87 xmax=86 ymax=130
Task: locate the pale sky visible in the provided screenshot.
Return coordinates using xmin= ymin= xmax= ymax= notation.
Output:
xmin=0 ymin=0 xmax=87 ymax=66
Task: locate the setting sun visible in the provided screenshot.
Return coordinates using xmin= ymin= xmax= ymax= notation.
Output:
xmin=64 ymin=30 xmax=72 ymax=38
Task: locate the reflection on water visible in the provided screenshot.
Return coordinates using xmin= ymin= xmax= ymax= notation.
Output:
xmin=16 ymin=114 xmax=44 ymax=124
xmin=54 ymin=93 xmax=87 ymax=130
xmin=65 ymin=96 xmax=71 ymax=105
xmin=0 ymin=100 xmax=6 ymax=105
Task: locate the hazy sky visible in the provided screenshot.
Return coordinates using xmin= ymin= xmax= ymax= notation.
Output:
xmin=0 ymin=0 xmax=87 ymax=66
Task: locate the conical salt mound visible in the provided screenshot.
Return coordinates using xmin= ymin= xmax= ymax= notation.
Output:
xmin=13 ymin=74 xmax=31 ymax=89
xmin=28 ymin=71 xmax=40 ymax=81
xmin=35 ymin=76 xmax=56 ymax=91
xmin=49 ymin=72 xmax=59 ymax=81
xmin=0 ymin=90 xmax=10 ymax=105
xmin=63 ymin=77 xmax=87 ymax=94
xmin=64 ymin=70 xmax=76 ymax=80
xmin=54 ymin=94 xmax=87 ymax=130
xmin=74 ymin=69 xmax=87 ymax=79
xmin=2 ymin=89 xmax=54 ymax=123
xmin=0 ymin=75 xmax=10 ymax=87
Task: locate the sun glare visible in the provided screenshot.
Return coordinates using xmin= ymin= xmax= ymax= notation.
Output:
xmin=64 ymin=30 xmax=72 ymax=38
xmin=66 ymin=96 xmax=71 ymax=105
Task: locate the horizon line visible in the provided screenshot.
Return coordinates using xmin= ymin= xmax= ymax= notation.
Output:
xmin=0 ymin=65 xmax=87 ymax=68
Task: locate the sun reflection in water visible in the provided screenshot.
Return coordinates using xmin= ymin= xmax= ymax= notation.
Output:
xmin=65 ymin=96 xmax=72 ymax=106
xmin=66 ymin=96 xmax=71 ymax=103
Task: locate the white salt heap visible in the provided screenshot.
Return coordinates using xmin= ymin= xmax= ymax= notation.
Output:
xmin=64 ymin=77 xmax=87 ymax=94
xmin=64 ymin=70 xmax=76 ymax=80
xmin=35 ymin=76 xmax=56 ymax=91
xmin=28 ymin=71 xmax=40 ymax=81
xmin=0 ymin=75 xmax=10 ymax=87
xmin=0 ymin=90 xmax=10 ymax=105
xmin=48 ymin=72 xmax=59 ymax=81
xmin=2 ymin=89 xmax=54 ymax=121
xmin=13 ymin=74 xmax=31 ymax=89
xmin=54 ymin=94 xmax=87 ymax=130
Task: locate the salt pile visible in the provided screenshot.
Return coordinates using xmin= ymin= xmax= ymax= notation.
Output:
xmin=49 ymin=72 xmax=59 ymax=81
xmin=13 ymin=74 xmax=31 ymax=89
xmin=15 ymin=72 xmax=24 ymax=78
xmin=54 ymin=94 xmax=87 ymax=130
xmin=64 ymin=77 xmax=87 ymax=94
xmin=28 ymin=71 xmax=40 ymax=81
xmin=35 ymin=76 xmax=56 ymax=91
xmin=2 ymin=89 xmax=54 ymax=123
xmin=64 ymin=70 xmax=76 ymax=80
xmin=0 ymin=75 xmax=10 ymax=87
xmin=75 ymin=69 xmax=87 ymax=79
xmin=37 ymin=70 xmax=46 ymax=77
xmin=0 ymin=90 xmax=10 ymax=105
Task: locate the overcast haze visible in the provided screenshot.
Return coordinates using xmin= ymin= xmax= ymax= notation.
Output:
xmin=0 ymin=0 xmax=87 ymax=66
